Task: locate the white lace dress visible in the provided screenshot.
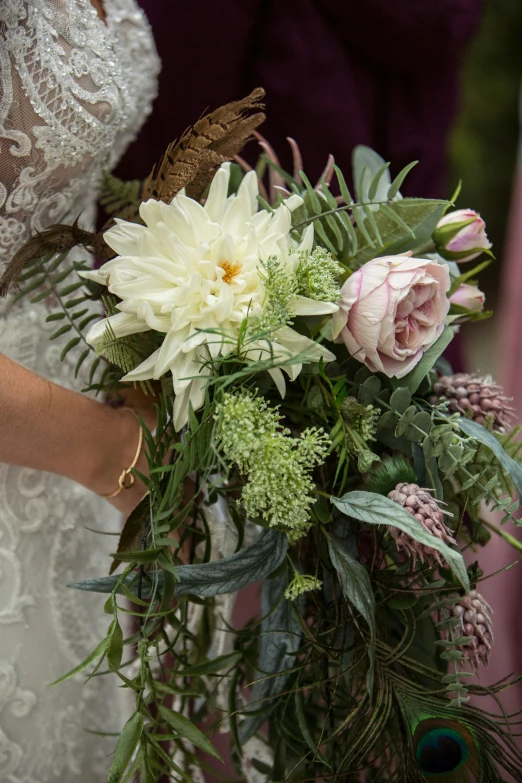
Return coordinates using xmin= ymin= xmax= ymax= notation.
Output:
xmin=0 ymin=2 xmax=160 ymax=780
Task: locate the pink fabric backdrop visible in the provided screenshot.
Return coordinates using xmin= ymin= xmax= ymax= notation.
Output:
xmin=472 ymin=156 xmax=522 ymax=738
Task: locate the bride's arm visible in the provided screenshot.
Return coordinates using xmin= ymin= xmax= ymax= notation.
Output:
xmin=0 ymin=353 xmax=152 ymax=514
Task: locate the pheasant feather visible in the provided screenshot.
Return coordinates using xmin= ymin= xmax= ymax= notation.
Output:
xmin=142 ymin=87 xmax=266 ymax=203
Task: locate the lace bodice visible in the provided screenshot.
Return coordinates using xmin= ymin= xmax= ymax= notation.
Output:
xmin=0 ymin=0 xmax=160 ymax=266
xmin=0 ymin=2 xmax=159 ymax=780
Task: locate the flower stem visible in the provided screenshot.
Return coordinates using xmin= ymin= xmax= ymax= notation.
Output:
xmin=482 ymin=517 xmax=522 ymax=553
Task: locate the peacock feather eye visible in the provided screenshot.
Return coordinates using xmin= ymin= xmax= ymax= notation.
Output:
xmin=416 ymin=727 xmax=469 ymax=775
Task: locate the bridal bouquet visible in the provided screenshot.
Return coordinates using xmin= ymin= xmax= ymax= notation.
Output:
xmin=5 ymin=89 xmax=522 ymax=783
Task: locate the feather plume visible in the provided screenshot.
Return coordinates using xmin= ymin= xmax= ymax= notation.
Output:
xmin=142 ymin=87 xmax=266 ymax=204
xmin=0 ymin=220 xmax=108 ymax=297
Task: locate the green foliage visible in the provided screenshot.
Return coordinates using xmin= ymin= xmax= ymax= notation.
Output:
xmin=98 ymin=172 xmax=143 ymax=220
xmin=13 ymin=251 xmax=112 ymax=386
xmin=290 ymin=160 xmax=449 ymax=268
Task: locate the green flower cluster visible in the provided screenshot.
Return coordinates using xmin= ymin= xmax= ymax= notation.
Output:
xmin=295 ymin=247 xmax=343 ymax=302
xmin=216 ymin=391 xmax=329 ymax=541
xmin=285 ymin=572 xmax=323 ymax=601
xmin=247 ymin=248 xmax=342 ymax=341
xmin=250 ymin=255 xmax=298 ymax=337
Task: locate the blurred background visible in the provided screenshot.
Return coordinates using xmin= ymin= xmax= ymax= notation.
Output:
xmin=449 ymin=0 xmax=522 ymax=377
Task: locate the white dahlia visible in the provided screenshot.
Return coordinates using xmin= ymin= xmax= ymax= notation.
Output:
xmin=82 ymin=163 xmax=337 ymax=430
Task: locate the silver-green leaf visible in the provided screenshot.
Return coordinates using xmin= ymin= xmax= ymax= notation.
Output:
xmin=68 ymin=529 xmax=288 ymax=598
xmin=331 ymin=491 xmax=469 ymax=591
xmin=239 ymin=568 xmax=301 ymax=744
xmin=327 ymin=536 xmax=376 ymax=694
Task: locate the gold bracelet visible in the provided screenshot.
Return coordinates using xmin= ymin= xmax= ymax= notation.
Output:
xmin=102 ymin=408 xmax=143 ymax=499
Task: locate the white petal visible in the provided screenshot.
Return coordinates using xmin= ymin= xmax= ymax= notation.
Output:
xmin=268 ymin=367 xmax=286 ymax=397
xmin=78 ymin=268 xmax=109 ymax=285
xmin=297 ymin=224 xmax=314 ymax=253
xmin=85 ymin=312 xmax=149 ymax=346
xmin=291 ymin=296 xmax=339 ymax=316
xmin=173 ymin=385 xmax=191 ymax=431
xmin=283 ymin=193 xmax=304 ymax=212
xmin=204 ymin=164 xmax=230 ymax=222
xmin=237 ymin=170 xmax=259 ymax=216
xmin=121 ymin=348 xmax=161 ymax=381
xmin=103 ymin=220 xmax=147 ymax=256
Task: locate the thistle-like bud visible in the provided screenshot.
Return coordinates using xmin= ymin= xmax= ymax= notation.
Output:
xmin=387 ymin=482 xmax=455 ymax=566
xmin=431 ymin=373 xmax=514 ymax=432
xmin=450 ymin=590 xmax=494 ymax=669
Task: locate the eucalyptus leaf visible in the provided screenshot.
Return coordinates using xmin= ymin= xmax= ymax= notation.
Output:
xmin=331 ymin=491 xmax=469 ymax=590
xmin=390 ymin=388 xmax=412 ymax=414
xmin=458 ymin=418 xmax=522 ymax=498
xmin=391 ymin=327 xmax=454 ymax=394
xmin=239 ymin=568 xmax=301 ymax=744
xmin=69 ymin=528 xmax=288 ymax=598
xmin=358 ymin=375 xmax=381 ymax=404
xmin=327 ymin=536 xmax=376 ymax=695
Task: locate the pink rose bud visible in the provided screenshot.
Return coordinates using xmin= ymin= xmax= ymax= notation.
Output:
xmin=331 ymin=254 xmax=451 ymax=379
xmin=433 ymin=209 xmax=492 ymax=263
xmin=449 ymin=283 xmax=485 ymax=312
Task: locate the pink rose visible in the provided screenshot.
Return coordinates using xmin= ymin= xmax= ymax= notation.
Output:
xmin=433 ymin=209 xmax=491 ymax=262
xmin=332 ymin=254 xmax=451 ymax=378
xmin=449 ymin=283 xmax=485 ymax=312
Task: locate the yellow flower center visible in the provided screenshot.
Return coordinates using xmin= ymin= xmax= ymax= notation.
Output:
xmin=220 ymin=260 xmax=242 ymax=284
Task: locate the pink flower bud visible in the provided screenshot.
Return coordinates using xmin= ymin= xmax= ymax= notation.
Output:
xmin=449 ymin=283 xmax=485 ymax=312
xmin=434 ymin=209 xmax=492 ymax=262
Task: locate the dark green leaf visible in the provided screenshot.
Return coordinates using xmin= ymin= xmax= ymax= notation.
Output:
xmin=387 ymin=161 xmax=418 ymax=199
xmin=295 ymin=688 xmax=331 ymax=767
xmin=110 ymin=495 xmax=150 ymax=574
xmin=50 ymin=323 xmax=72 ymax=341
xmin=327 ymin=536 xmax=376 ymax=694
xmin=180 ymin=652 xmax=242 ymax=677
xmin=331 ymin=491 xmax=469 ymax=590
xmin=157 ymin=705 xmax=222 ymax=759
xmin=50 ymin=634 xmax=110 ymax=685
xmin=46 ymin=311 xmax=66 ymax=322
xmin=74 ymin=348 xmax=91 ymax=378
xmin=108 ymin=712 xmax=143 ymax=783
xmin=60 ymin=337 xmax=81 ymax=362
xmin=239 ymin=567 xmax=301 ymax=743
xmin=107 ymin=619 xmax=124 ymax=670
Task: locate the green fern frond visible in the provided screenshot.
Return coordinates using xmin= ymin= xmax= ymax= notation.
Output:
xmin=98 ymin=172 xmax=143 ymax=219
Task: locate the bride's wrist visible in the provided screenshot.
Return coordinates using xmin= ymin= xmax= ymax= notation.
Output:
xmin=89 ymin=407 xmax=149 ymax=512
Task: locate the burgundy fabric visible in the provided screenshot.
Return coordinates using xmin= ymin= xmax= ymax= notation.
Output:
xmin=118 ymin=0 xmax=482 ymax=198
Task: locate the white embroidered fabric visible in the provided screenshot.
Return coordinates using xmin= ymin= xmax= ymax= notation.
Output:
xmin=0 ymin=1 xmax=160 ymax=780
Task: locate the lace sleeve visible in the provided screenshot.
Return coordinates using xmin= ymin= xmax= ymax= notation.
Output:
xmin=0 ymin=0 xmax=160 ymax=270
